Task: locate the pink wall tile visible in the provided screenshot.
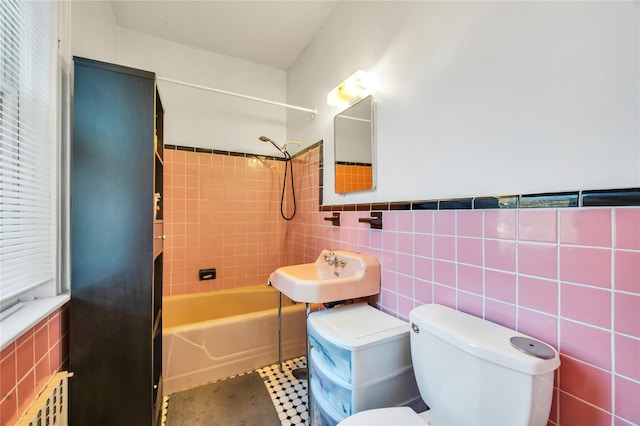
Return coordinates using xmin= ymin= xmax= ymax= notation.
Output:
xmin=382 ymin=270 xmax=398 ymax=292
xmin=434 ymin=260 xmax=456 ymax=287
xmin=457 ymin=237 xmax=483 ymax=266
xmin=484 ymin=209 xmax=516 ymax=240
xmin=519 ymin=209 xmax=558 ymax=243
xmin=380 ymin=288 xmax=398 ymax=313
xmin=560 ymin=209 xmax=612 ymax=247
xmin=414 ymin=211 xmax=433 ymax=234
xmin=398 ymin=295 xmax=414 ymax=321
xmin=414 ymin=256 xmax=433 ymax=282
xmin=358 ymin=228 xmax=370 ymax=247
xmin=1 ymin=346 xmax=16 ymax=401
xmin=457 ymin=292 xmax=483 ymax=318
xmin=397 ymin=232 xmax=413 ymax=254
xmin=518 ymin=242 xmax=558 ymax=279
xmin=614 ymin=250 xmax=640 ymax=293
xmin=615 ymin=208 xmax=640 ymax=249
xmin=383 ymin=230 xmax=398 ymax=252
xmin=1 ymin=388 xmax=17 ymax=426
xmin=370 ymin=229 xmax=383 ymax=249
xmin=485 ymin=239 xmax=516 ymax=272
xmin=414 ymin=279 xmax=433 ymax=304
xmin=518 ymin=308 xmax=558 ymax=348
xmin=434 ymin=235 xmax=455 ymax=261
xmin=456 ymin=210 xmax=483 ymax=237
xmin=560 ymin=319 xmax=611 ymax=370
xmin=414 ymin=234 xmax=432 ymax=257
xmin=485 ymin=299 xmax=516 ymax=329
xmin=615 ymin=334 xmax=640 ymax=380
xmin=559 ymin=392 xmax=611 ymax=426
xmin=434 ymin=210 xmax=455 ymax=235
xmin=17 ymin=372 xmax=35 ymax=416
xmin=615 ymin=375 xmax=640 ymax=424
xmin=397 ymin=253 xmax=413 ymax=276
xmin=614 ymin=292 xmax=640 ymax=337
xmin=385 ymin=212 xmax=398 ymax=231
xmin=559 ymin=246 xmax=611 ymax=288
xmin=397 ymin=273 xmax=413 ymax=298
xmin=519 ymin=276 xmax=558 ymax=315
xmin=382 ymin=251 xmax=397 ymax=271
xmin=457 ymin=264 xmax=483 ymax=294
xmin=485 ymin=270 xmax=516 ymax=303
xmin=561 ymin=283 xmax=611 ymax=329
xmin=398 ymin=212 xmax=413 ymax=232
xmin=559 ymin=356 xmax=612 ymax=411
xmin=433 ymin=284 xmax=456 ymax=309
xmin=16 ymin=334 xmax=34 ymax=380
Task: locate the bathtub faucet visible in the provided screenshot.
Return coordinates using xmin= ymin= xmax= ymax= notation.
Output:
xmin=324 ymin=251 xmax=347 ymax=267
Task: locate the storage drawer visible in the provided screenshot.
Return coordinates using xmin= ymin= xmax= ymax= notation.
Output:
xmin=311 ymin=371 xmax=345 ymax=426
xmin=310 ymin=349 xmax=352 ymax=417
xmin=309 ymin=327 xmax=352 ymax=383
xmin=308 ymin=304 xmax=413 ymax=385
xmin=310 ymin=348 xmax=421 ymax=417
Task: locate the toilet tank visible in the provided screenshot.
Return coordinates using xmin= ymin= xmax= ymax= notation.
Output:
xmin=410 ymin=305 xmax=560 ymax=426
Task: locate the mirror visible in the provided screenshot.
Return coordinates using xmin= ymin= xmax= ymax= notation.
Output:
xmin=334 ymin=95 xmax=375 ymax=193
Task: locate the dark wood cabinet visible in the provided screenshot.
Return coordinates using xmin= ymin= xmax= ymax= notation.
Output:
xmin=70 ymin=57 xmax=164 ymax=425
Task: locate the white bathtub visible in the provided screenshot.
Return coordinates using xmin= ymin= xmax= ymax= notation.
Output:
xmin=162 ymin=285 xmax=307 ymax=395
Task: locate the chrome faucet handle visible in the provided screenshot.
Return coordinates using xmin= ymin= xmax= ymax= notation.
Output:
xmin=324 ymin=251 xmax=336 ymax=263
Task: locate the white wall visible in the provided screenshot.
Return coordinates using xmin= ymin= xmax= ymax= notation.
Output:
xmin=287 ymin=1 xmax=640 ymax=204
xmin=71 ymin=1 xmax=288 ymax=155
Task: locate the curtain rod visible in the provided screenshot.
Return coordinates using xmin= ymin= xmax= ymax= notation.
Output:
xmin=157 ymin=76 xmax=317 ymax=119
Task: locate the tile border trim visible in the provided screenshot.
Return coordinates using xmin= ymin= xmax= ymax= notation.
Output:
xmin=321 ymin=189 xmax=640 ymax=211
xmin=163 ymin=144 xmax=639 ymax=211
xmin=165 ymin=141 xmax=322 ymax=162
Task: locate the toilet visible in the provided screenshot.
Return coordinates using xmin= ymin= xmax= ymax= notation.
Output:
xmin=338 ymin=304 xmax=560 ymax=426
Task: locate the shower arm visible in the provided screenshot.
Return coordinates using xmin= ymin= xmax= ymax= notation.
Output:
xmin=282 ymin=140 xmax=301 ymax=153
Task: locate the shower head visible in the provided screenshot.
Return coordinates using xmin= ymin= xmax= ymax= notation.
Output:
xmin=258 ymin=136 xmax=285 ymax=154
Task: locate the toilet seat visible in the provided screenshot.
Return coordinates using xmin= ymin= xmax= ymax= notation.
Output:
xmin=337 ymin=407 xmax=434 ymax=426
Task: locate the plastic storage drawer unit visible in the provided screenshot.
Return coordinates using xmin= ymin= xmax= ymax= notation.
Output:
xmin=308 ymin=303 xmax=420 ymax=425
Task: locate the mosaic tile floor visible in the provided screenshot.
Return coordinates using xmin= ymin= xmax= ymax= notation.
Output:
xmin=258 ymin=356 xmax=309 ymax=426
xmin=161 ymin=356 xmax=308 ymax=426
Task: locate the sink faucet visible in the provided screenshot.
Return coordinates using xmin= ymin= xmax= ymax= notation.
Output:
xmin=324 ymin=251 xmax=347 ymax=267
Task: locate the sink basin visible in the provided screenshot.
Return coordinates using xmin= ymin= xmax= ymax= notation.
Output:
xmin=269 ymin=250 xmax=381 ymax=303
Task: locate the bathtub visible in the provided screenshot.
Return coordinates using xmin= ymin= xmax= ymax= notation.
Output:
xmin=162 ymin=285 xmax=307 ymax=395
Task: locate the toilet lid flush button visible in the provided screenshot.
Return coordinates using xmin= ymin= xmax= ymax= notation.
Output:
xmin=510 ymin=336 xmax=556 ymax=360
xmin=411 ymin=323 xmax=420 ymax=333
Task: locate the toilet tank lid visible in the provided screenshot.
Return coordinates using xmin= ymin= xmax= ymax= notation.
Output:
xmin=410 ymin=304 xmax=560 ymax=375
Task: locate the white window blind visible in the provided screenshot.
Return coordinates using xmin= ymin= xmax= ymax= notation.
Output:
xmin=0 ymin=0 xmax=55 ymax=304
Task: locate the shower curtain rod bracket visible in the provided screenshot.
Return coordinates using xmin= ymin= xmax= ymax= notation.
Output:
xmin=157 ymin=76 xmax=317 ymax=119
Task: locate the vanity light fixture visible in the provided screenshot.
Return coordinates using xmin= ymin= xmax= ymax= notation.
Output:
xmin=327 ymin=70 xmax=376 ymax=108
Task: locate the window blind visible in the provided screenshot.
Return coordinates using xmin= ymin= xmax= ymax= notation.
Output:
xmin=0 ymin=0 xmax=55 ymax=304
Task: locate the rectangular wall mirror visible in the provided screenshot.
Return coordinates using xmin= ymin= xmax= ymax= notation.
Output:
xmin=334 ymin=95 xmax=375 ymax=194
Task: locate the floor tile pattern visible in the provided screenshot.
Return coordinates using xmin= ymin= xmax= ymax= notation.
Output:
xmin=161 ymin=356 xmax=308 ymax=426
xmin=257 ymin=356 xmax=308 ymax=426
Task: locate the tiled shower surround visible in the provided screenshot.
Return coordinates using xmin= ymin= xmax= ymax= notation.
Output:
xmin=163 ymin=147 xmax=319 ymax=294
xmin=165 ymin=144 xmax=639 ymax=425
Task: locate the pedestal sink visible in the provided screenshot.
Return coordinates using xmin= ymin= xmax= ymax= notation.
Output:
xmin=269 ymin=249 xmax=381 ymax=386
xmin=269 ymin=249 xmax=381 ymax=303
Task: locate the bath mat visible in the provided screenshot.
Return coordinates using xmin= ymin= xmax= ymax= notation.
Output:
xmin=165 ymin=372 xmax=280 ymax=426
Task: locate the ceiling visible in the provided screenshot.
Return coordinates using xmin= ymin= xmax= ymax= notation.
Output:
xmin=109 ymin=1 xmax=338 ymax=70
